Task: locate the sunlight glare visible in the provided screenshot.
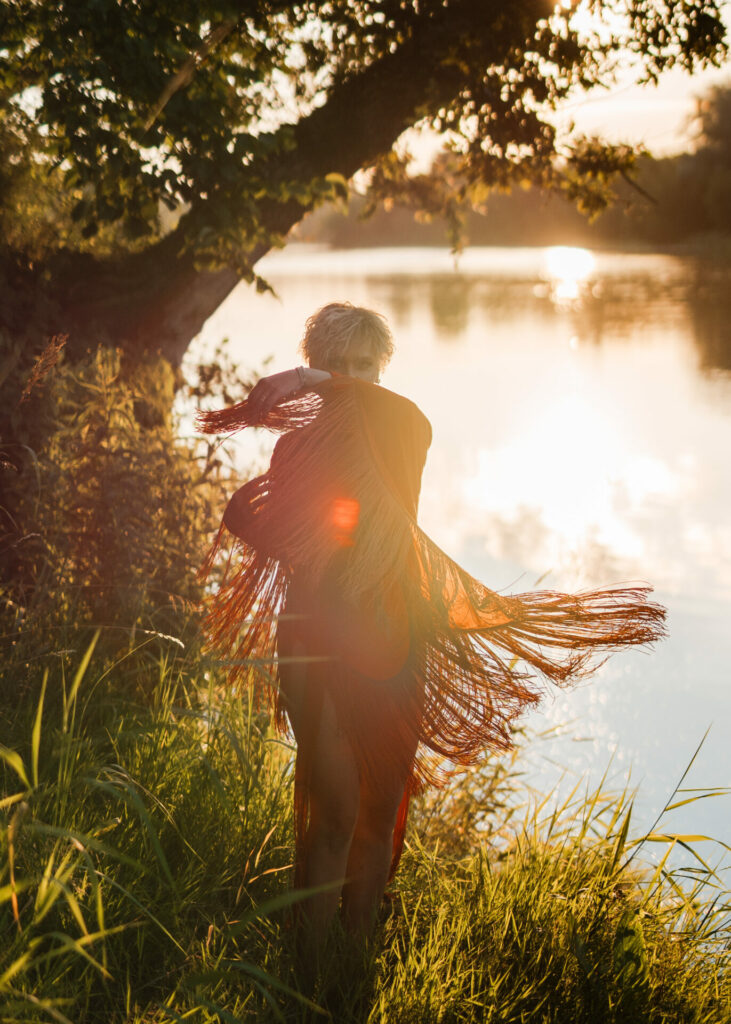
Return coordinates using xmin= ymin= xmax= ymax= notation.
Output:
xmin=542 ymin=246 xmax=596 ymax=307
xmin=461 ymin=391 xmax=680 ymax=576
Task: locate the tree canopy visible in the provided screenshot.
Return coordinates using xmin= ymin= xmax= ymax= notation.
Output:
xmin=0 ymin=0 xmax=727 ymax=363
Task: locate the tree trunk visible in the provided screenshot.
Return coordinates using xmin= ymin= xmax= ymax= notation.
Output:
xmin=2 ymin=0 xmax=546 ymax=368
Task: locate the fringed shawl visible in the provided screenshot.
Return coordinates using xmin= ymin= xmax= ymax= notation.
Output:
xmin=197 ymin=376 xmax=666 ymax=876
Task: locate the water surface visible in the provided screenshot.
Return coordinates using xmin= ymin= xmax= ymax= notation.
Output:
xmin=192 ymin=245 xmax=731 ymax=856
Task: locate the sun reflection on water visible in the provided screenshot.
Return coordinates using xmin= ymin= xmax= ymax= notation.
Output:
xmin=459 ymin=390 xmax=682 ymax=585
xmin=540 ymin=246 xmax=596 ymax=306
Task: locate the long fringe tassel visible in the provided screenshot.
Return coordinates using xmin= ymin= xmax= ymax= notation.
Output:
xmin=196 ymin=391 xmax=323 ymax=436
xmin=197 ymin=379 xmax=667 ymax=869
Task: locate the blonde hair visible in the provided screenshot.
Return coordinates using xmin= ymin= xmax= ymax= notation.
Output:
xmin=300 ymin=302 xmax=394 ymax=372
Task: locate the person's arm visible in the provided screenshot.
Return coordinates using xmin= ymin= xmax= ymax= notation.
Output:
xmin=246 ymin=366 xmax=331 ymax=418
xmin=222 ymin=483 xmax=251 ymax=539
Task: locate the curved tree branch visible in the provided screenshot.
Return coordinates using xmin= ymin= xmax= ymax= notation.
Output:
xmin=22 ymin=1 xmax=549 ymax=363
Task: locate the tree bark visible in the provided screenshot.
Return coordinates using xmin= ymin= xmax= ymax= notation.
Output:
xmin=4 ymin=0 xmax=546 ymax=367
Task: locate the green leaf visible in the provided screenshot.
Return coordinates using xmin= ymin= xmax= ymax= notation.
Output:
xmin=31 ymin=669 xmax=48 ymax=788
xmin=64 ymin=629 xmax=100 ymax=731
xmin=0 ymin=745 xmax=30 ymax=790
xmin=613 ymin=909 xmax=649 ymax=990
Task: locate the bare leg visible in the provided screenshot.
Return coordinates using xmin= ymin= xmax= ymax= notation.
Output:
xmin=341 ymin=763 xmax=415 ymax=937
xmin=300 ymin=692 xmax=360 ymax=944
xmin=278 ymin=601 xmax=419 ymax=944
xmin=279 ymin=653 xmax=361 ymax=947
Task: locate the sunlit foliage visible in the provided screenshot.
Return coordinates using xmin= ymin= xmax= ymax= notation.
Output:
xmin=0 ymin=332 xmax=247 ymax=634
xmin=0 ymin=1 xmax=726 ymax=269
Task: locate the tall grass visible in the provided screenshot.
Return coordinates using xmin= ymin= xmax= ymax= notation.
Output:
xmin=0 ymin=626 xmax=300 ymax=1022
xmin=1 ymin=625 xmax=729 ymax=1023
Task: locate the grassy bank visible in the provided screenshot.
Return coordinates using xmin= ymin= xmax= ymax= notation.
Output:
xmin=1 ymin=626 xmax=729 ymax=1023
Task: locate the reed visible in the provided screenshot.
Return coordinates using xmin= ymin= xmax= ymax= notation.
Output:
xmin=1 ymin=625 xmax=728 ymax=1023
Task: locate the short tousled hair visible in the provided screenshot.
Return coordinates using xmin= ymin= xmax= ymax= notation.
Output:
xmin=300 ymin=302 xmax=394 ymax=372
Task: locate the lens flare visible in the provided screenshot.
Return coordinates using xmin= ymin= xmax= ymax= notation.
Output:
xmin=332 ymin=496 xmax=360 ymax=546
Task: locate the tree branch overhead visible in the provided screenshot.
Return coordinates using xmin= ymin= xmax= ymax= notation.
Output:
xmin=0 ymin=0 xmax=726 ymax=363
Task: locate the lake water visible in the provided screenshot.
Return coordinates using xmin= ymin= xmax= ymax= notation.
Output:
xmin=190 ymin=245 xmax=731 ymax=863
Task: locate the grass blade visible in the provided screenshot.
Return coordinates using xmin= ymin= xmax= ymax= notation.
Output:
xmin=31 ymin=669 xmax=48 ymax=788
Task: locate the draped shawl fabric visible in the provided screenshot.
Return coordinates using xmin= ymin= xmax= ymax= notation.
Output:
xmin=198 ymin=376 xmax=666 ymax=880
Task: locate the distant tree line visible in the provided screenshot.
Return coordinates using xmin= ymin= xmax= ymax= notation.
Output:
xmin=297 ymin=83 xmax=731 ymax=251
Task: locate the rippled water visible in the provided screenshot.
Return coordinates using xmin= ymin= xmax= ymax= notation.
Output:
xmin=191 ymin=245 xmax=731 ymax=854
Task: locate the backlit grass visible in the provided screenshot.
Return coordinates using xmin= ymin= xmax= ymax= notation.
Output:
xmin=1 ymin=625 xmax=729 ymax=1023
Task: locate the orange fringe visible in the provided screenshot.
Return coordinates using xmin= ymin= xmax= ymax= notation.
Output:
xmin=197 ymin=378 xmax=666 ymax=881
